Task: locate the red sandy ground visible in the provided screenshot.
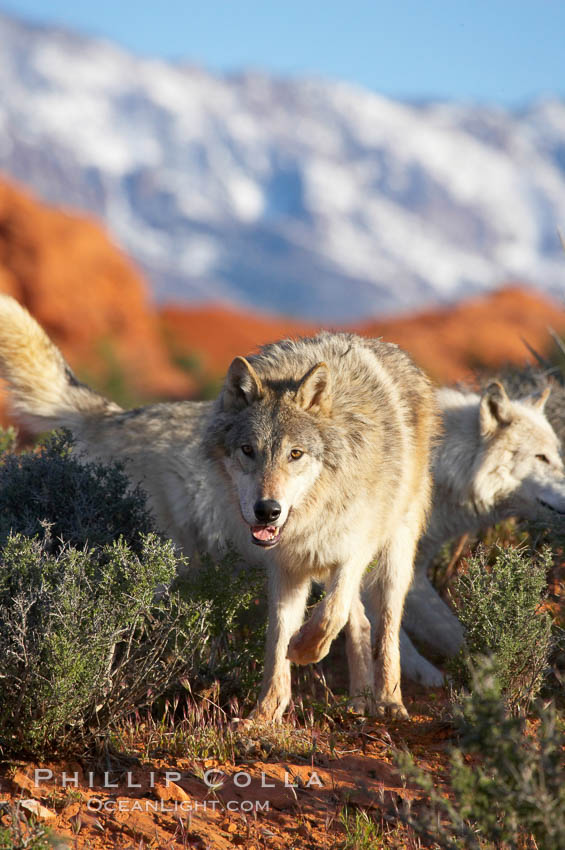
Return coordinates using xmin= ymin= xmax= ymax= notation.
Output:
xmin=0 ymin=682 xmax=452 ymax=849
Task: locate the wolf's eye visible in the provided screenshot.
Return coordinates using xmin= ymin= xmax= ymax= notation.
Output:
xmin=536 ymin=454 xmax=550 ymax=464
xmin=241 ymin=445 xmax=254 ymax=457
xmin=290 ymin=448 xmax=304 ymax=461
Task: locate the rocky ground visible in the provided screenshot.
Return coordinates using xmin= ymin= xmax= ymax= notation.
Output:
xmin=0 ymin=680 xmax=452 ymax=849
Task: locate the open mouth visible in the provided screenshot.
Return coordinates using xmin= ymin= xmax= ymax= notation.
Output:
xmin=537 ymin=498 xmax=565 ymax=516
xmin=250 ymin=524 xmax=282 ymax=548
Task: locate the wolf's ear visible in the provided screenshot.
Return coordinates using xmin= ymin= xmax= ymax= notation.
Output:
xmin=223 ymin=356 xmax=263 ymax=411
xmin=296 ymin=362 xmax=332 ymax=415
xmin=479 ymin=381 xmax=513 ymax=437
xmin=531 ymin=386 xmax=551 ymax=411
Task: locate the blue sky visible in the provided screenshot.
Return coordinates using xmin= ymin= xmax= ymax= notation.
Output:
xmin=3 ymin=0 xmax=565 ymax=104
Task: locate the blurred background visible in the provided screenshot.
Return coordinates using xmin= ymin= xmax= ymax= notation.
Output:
xmin=0 ymin=0 xmax=564 ymax=407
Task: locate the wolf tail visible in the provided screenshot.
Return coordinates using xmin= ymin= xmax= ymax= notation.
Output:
xmin=0 ymin=294 xmax=122 ymax=433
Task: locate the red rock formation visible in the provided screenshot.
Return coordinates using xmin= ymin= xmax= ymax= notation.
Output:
xmin=160 ymin=287 xmax=565 ymax=387
xmin=360 ymin=286 xmax=565 ymax=385
xmin=0 ymin=177 xmax=193 ymax=413
xmin=160 ymin=303 xmax=317 ymax=376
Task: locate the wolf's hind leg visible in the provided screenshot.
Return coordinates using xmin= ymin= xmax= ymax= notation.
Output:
xmin=253 ymin=566 xmax=310 ymax=723
xmin=400 ymin=628 xmax=444 ymax=687
xmin=403 ymin=571 xmax=464 ymax=657
xmin=367 ymin=523 xmax=419 ymax=720
xmin=344 ymin=592 xmax=375 ymax=712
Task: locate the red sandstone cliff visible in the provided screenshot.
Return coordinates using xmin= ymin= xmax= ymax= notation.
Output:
xmin=161 ymin=287 xmax=565 ymax=387
xmin=0 ymin=177 xmax=193 ymax=409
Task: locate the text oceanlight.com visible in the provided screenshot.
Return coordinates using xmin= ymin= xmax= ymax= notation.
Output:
xmin=87 ymin=798 xmax=271 ymax=813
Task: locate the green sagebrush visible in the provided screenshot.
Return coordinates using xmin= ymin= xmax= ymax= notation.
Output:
xmin=397 ymin=660 xmax=565 ymax=849
xmin=0 ymin=532 xmax=209 ymax=757
xmin=0 ymin=429 xmax=266 ymax=757
xmin=0 ymin=429 xmax=207 ymax=757
xmin=0 ymin=429 xmax=153 ymax=552
xmin=175 ymin=552 xmax=266 ymax=698
xmin=448 ymin=544 xmax=554 ymax=712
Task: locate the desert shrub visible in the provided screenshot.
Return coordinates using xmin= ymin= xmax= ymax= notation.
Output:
xmin=0 ymin=532 xmax=210 ymax=757
xmin=397 ymin=660 xmax=565 ymax=849
xmin=0 ymin=428 xmax=270 ymax=756
xmin=447 ymin=545 xmax=553 ymax=711
xmin=0 ymin=803 xmax=65 ymax=849
xmin=176 ymin=552 xmax=267 ymax=698
xmin=0 ymin=430 xmax=153 ymax=552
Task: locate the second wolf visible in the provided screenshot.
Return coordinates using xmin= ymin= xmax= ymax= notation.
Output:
xmin=400 ymin=379 xmax=565 ymax=686
xmin=0 ymin=296 xmax=436 ymax=721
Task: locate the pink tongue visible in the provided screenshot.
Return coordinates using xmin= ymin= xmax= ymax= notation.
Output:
xmin=252 ymin=526 xmax=277 ymax=541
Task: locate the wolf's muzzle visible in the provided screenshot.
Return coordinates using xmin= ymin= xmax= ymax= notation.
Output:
xmin=250 ymin=500 xmax=284 ymax=547
xmin=254 ymin=499 xmax=281 ymax=523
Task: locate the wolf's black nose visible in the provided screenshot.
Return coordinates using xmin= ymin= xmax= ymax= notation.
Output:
xmin=254 ymin=499 xmax=282 ymax=523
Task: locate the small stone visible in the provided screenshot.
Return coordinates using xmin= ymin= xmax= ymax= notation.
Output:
xmin=68 ymin=810 xmax=105 ymax=833
xmin=20 ymin=799 xmax=56 ymax=820
xmin=153 ymin=782 xmax=191 ymax=802
xmin=10 ymin=771 xmax=38 ymax=796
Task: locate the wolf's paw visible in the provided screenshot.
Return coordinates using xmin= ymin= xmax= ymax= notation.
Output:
xmin=371 ymin=699 xmax=409 ymax=721
xmin=400 ymin=628 xmax=445 ymax=686
xmin=240 ymin=695 xmax=288 ymax=727
xmin=287 ymin=619 xmax=332 ymax=665
xmin=232 ymin=710 xmax=280 ymax=731
xmin=348 ymin=693 xmax=373 ymax=715
xmin=230 ymin=715 xmax=256 ymax=731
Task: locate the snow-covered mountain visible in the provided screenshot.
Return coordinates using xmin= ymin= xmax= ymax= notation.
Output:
xmin=0 ymin=11 xmax=564 ymax=321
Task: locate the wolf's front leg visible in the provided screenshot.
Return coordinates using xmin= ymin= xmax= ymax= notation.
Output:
xmin=366 ymin=523 xmax=418 ymax=720
xmin=287 ymin=552 xmax=371 ymax=666
xmin=253 ymin=565 xmax=310 ymax=723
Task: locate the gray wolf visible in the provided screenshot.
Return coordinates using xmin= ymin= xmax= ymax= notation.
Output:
xmin=0 ymin=295 xmax=437 ymax=721
xmin=400 ymin=380 xmax=565 ymax=686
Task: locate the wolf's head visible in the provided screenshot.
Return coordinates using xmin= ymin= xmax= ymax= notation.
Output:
xmin=214 ymin=355 xmax=332 ymax=548
xmin=470 ymin=381 xmax=565 ymax=519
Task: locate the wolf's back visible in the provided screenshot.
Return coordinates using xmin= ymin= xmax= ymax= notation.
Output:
xmin=0 ymin=295 xmax=121 ymax=433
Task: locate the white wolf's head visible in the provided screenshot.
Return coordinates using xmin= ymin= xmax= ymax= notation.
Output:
xmin=216 ymin=356 xmax=331 ymax=549
xmin=469 ymin=381 xmax=565 ymax=519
